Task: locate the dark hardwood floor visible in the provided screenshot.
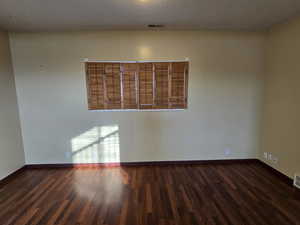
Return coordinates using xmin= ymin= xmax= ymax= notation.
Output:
xmin=0 ymin=162 xmax=300 ymax=225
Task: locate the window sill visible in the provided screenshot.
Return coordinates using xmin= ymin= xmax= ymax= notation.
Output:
xmin=88 ymin=109 xmax=187 ymax=112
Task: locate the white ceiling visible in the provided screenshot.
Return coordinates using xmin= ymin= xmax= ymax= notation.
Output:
xmin=0 ymin=0 xmax=300 ymax=31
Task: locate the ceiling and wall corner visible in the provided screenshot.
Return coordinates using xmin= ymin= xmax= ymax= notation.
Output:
xmin=0 ymin=31 xmax=25 ymax=180
xmin=260 ymin=16 xmax=300 ymax=179
xmin=0 ymin=0 xmax=300 ymax=31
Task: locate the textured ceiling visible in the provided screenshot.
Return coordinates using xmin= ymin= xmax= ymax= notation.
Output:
xmin=0 ymin=0 xmax=300 ymax=31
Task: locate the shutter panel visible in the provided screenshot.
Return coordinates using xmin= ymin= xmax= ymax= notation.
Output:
xmin=86 ymin=63 xmax=105 ymax=110
xmin=121 ymin=63 xmax=138 ymax=109
xmin=104 ymin=63 xmax=122 ymax=109
xmin=154 ymin=62 xmax=169 ymax=109
xmin=169 ymin=62 xmax=188 ymax=109
xmin=139 ymin=63 xmax=154 ymax=109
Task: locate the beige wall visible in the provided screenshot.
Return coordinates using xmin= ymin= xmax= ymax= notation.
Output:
xmin=10 ymin=31 xmax=264 ymax=164
xmin=0 ymin=31 xmax=24 ymax=179
xmin=261 ymin=17 xmax=300 ymax=178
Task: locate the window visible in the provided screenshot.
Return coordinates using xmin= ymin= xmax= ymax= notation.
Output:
xmin=85 ymin=61 xmax=189 ymax=110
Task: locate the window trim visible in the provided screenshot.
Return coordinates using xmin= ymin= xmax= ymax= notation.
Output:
xmin=87 ymin=108 xmax=186 ymax=112
xmin=83 ymin=59 xmax=189 ymax=63
xmin=85 ymin=60 xmax=189 ymax=111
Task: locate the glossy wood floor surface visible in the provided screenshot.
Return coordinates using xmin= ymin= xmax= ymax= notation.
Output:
xmin=0 ymin=162 xmax=300 ymax=225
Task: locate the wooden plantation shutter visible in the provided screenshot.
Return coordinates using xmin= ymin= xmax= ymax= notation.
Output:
xmin=86 ymin=61 xmax=188 ymax=110
xmin=139 ymin=63 xmax=154 ymax=109
xmin=121 ymin=63 xmax=138 ymax=109
xmin=103 ymin=63 xmax=122 ymax=109
xmin=169 ymin=62 xmax=188 ymax=109
xmin=154 ymin=63 xmax=170 ymax=109
xmin=86 ymin=63 xmax=105 ymax=110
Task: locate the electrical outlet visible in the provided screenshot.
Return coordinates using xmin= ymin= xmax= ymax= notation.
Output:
xmin=272 ymin=157 xmax=278 ymax=164
xmin=268 ymin=153 xmax=272 ymax=161
xmin=294 ymin=174 xmax=300 ymax=189
xmin=263 ymin=152 xmax=268 ymax=159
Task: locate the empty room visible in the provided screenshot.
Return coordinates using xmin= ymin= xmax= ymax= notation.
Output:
xmin=0 ymin=0 xmax=300 ymax=224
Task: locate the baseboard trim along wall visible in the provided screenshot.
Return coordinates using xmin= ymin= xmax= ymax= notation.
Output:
xmin=1 ymin=159 xmax=296 ymax=189
xmin=0 ymin=166 xmax=26 ymax=188
xmin=256 ymin=160 xmax=294 ymax=186
xmin=25 ymin=159 xmax=258 ymax=168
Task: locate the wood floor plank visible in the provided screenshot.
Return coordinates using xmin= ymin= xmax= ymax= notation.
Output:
xmin=0 ymin=162 xmax=300 ymax=225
